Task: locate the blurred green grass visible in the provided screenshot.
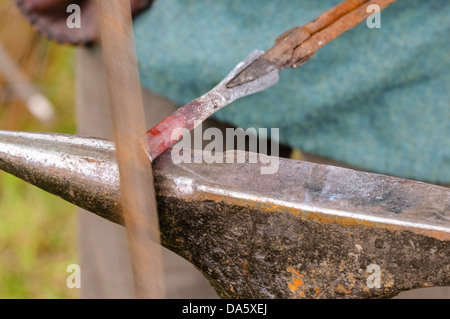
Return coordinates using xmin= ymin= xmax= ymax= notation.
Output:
xmin=0 ymin=0 xmax=78 ymax=298
xmin=0 ymin=173 xmax=78 ymax=298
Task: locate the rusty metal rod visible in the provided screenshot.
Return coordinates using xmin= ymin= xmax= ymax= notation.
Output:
xmin=96 ymin=0 xmax=165 ymax=298
xmin=145 ymin=50 xmax=278 ymax=161
xmin=228 ymin=0 xmax=398 ymax=88
xmin=0 ymin=130 xmax=448 ymax=299
xmin=290 ymin=0 xmax=398 ymax=66
xmin=303 ymin=0 xmax=370 ymax=34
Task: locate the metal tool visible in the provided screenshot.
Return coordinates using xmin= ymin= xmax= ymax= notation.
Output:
xmin=145 ymin=50 xmax=279 ymax=161
xmin=0 ymin=130 xmax=448 ymax=299
xmin=227 ymin=0 xmax=398 ymax=88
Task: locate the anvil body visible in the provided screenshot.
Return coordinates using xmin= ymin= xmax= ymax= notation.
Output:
xmin=0 ymin=130 xmax=448 ymax=298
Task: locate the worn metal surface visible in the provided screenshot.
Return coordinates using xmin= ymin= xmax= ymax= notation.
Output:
xmin=0 ymin=131 xmax=122 ymax=224
xmin=0 ymin=130 xmax=449 ymax=298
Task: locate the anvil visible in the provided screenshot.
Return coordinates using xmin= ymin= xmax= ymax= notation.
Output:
xmin=0 ymin=130 xmax=448 ymax=298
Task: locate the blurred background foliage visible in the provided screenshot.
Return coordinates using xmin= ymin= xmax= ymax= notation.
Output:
xmin=0 ymin=0 xmax=78 ymax=298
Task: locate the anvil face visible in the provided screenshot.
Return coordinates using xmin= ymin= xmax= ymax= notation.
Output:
xmin=0 ymin=130 xmax=449 ymax=298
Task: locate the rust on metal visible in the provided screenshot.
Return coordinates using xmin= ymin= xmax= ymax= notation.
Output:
xmin=227 ymin=0 xmax=398 ymax=88
xmin=290 ymin=0 xmax=398 ymax=67
xmin=96 ymin=0 xmax=165 ymax=298
xmin=0 ymin=131 xmax=448 ymax=299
